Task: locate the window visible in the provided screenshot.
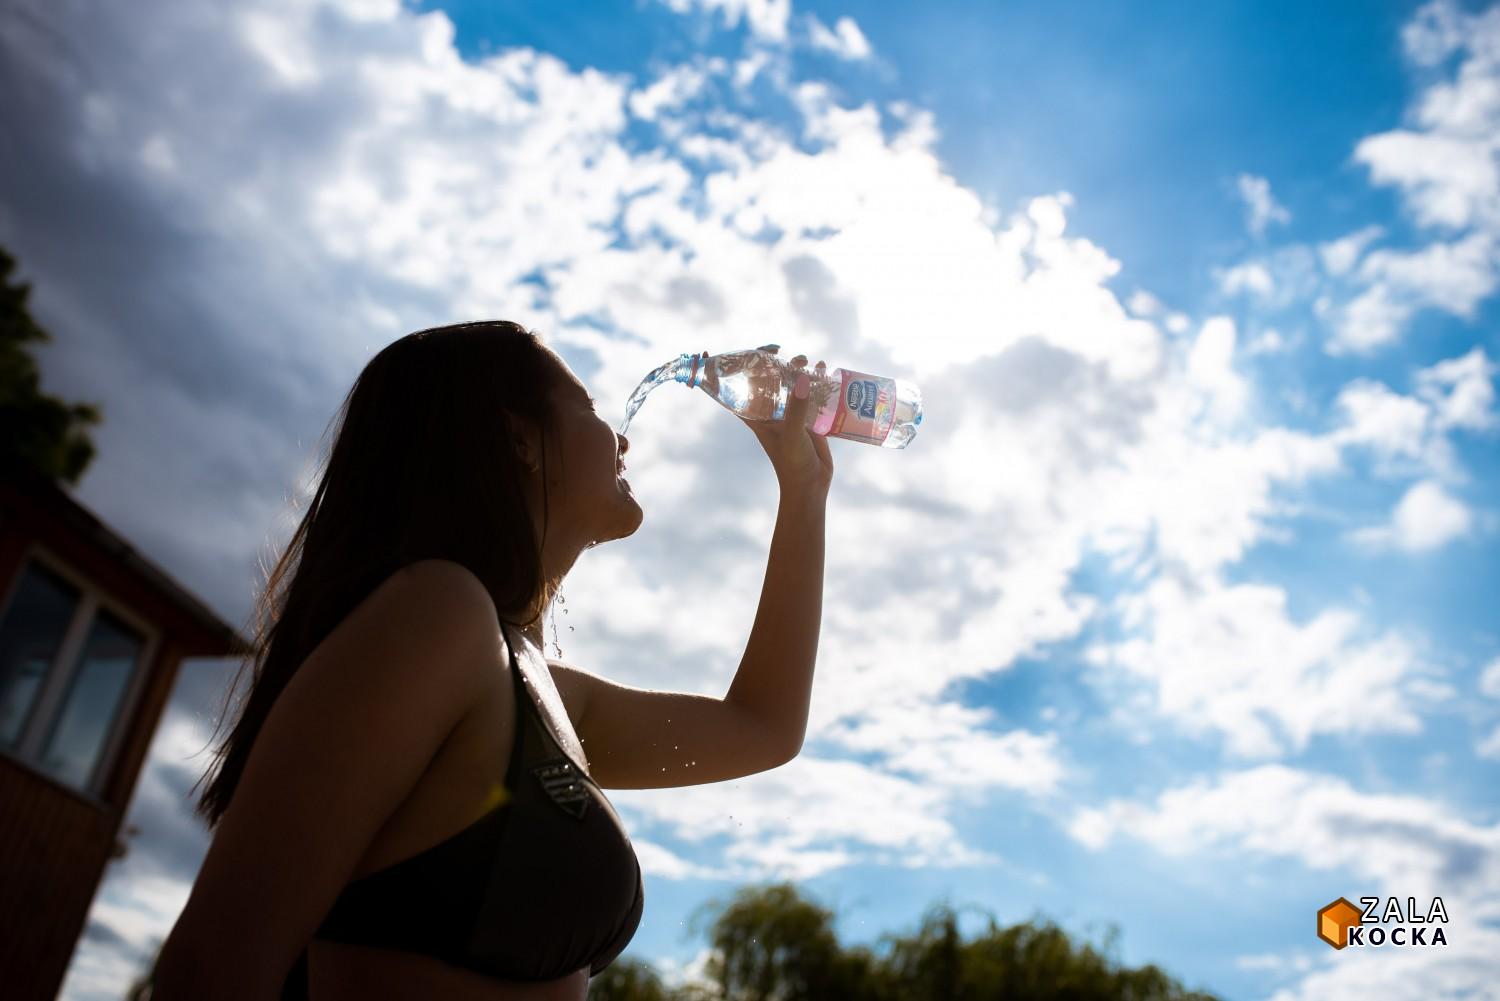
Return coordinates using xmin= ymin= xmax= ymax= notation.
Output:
xmin=0 ymin=561 xmax=82 ymax=748
xmin=0 ymin=553 xmax=155 ymax=799
xmin=40 ymin=609 xmax=145 ymax=789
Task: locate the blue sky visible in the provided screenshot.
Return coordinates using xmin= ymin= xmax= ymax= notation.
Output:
xmin=1 ymin=0 xmax=1497 ymax=999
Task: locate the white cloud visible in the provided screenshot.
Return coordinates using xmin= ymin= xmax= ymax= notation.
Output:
xmin=653 ymin=946 xmax=716 ymax=990
xmin=1348 ymin=479 xmax=1474 ymax=552
xmin=732 ymin=48 xmax=773 ymax=88
xmin=1327 ymin=347 xmax=1497 ymax=480
xmin=1479 ymin=655 xmax=1500 ymax=699
xmin=1069 ymin=765 xmax=1500 ymax=907
xmin=1315 ymin=0 xmax=1500 ymax=353
xmin=1087 ymin=573 xmax=1440 ymax=758
xmin=1236 ymin=173 xmax=1291 ymax=237
xmin=1356 ymin=0 xmax=1500 ymax=232
xmin=238 ymin=8 xmax=321 ymax=87
xmin=1077 ymin=410 xmax=1343 ymax=580
xmin=1355 ymin=130 xmax=1500 ymax=230
xmin=1332 ymin=379 xmax=1431 ymax=458
xmin=1216 ymin=260 xmax=1275 ymax=297
xmin=1214 ymin=244 xmax=1322 ymax=311
xmin=886 ymin=100 xmax=939 ymax=154
xmin=821 ymin=702 xmax=1064 ymax=795
xmin=1415 ymin=345 xmax=1500 ymax=431
xmin=631 ymin=838 xmax=724 ymax=880
xmin=1318 ymin=224 xmax=1384 ymax=276
xmin=657 ymin=0 xmax=791 ymax=43
xmin=806 ymin=14 xmax=872 ymax=61
xmin=1265 ymin=945 xmax=1500 ymax=1001
xmin=1186 ymin=316 xmax=1249 ymax=423
xmin=1245 ymin=327 xmax=1287 ymax=355
xmin=1127 ymin=289 xmax=1163 ymax=316
xmin=1402 ymin=0 xmax=1469 ymax=67
xmin=1356 ymin=231 xmax=1500 ymax=321
xmin=1325 ymin=282 xmax=1412 ymax=354
xmin=629 ymin=59 xmax=724 ymax=121
xmin=612 ymin=754 xmax=1000 ymax=882
xmin=1070 ymin=764 xmax=1500 ymax=1000
xmin=59 ymin=873 xmax=191 ymax=1001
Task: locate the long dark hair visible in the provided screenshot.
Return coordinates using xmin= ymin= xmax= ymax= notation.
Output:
xmin=193 ymin=320 xmax=564 ymax=831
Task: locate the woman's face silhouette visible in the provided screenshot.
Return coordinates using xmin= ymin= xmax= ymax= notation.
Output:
xmin=510 ymin=347 xmax=641 ymax=561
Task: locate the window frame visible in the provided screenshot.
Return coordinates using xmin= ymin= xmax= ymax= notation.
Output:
xmin=0 ymin=545 xmax=160 ymax=804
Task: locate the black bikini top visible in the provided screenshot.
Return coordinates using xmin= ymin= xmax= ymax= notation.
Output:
xmin=282 ymin=623 xmax=643 ymax=996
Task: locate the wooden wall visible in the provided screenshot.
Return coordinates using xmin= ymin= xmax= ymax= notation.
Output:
xmin=0 ymin=753 xmax=117 ymax=1000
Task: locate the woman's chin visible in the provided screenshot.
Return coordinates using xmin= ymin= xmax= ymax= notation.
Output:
xmin=619 ymin=489 xmax=645 ymax=531
xmin=595 ymin=480 xmax=644 ymax=538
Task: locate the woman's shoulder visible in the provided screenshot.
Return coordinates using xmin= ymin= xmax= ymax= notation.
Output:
xmin=393 ymin=556 xmax=487 ymax=597
xmin=388 ymin=559 xmax=509 ymax=649
xmin=298 ymin=558 xmax=512 ymax=711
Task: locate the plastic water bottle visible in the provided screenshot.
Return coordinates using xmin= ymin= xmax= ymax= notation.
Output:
xmin=667 ymin=345 xmax=923 ymax=448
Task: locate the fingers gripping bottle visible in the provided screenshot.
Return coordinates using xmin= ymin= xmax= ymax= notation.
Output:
xmin=671 ymin=345 xmax=923 ymax=448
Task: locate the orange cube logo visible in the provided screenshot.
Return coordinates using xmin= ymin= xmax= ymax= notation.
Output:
xmin=1318 ymin=897 xmax=1362 ymax=949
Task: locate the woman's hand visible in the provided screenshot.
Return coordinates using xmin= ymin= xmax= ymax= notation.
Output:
xmin=738 ymin=347 xmax=834 ymax=494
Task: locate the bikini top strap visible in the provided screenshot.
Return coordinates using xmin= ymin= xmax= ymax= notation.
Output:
xmin=501 ymin=624 xmax=535 ymax=788
xmin=498 ymin=620 xmax=591 ymax=777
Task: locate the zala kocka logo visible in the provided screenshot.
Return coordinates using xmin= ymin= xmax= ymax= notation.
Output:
xmin=1316 ymin=896 xmax=1449 ymax=949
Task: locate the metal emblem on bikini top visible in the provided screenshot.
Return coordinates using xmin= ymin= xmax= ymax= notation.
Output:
xmin=531 ymin=758 xmax=590 ymax=820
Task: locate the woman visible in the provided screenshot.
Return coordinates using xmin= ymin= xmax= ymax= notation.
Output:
xmin=153 ymin=321 xmax=832 ymax=1000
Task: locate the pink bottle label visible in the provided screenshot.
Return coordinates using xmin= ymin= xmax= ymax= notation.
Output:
xmin=828 ymin=369 xmax=895 ymax=445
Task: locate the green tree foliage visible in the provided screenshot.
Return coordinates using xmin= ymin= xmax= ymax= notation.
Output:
xmin=587 ymin=882 xmax=1220 ymax=1001
xmin=585 ymin=958 xmax=673 ymax=1001
xmin=0 ymin=245 xmax=102 ymax=485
